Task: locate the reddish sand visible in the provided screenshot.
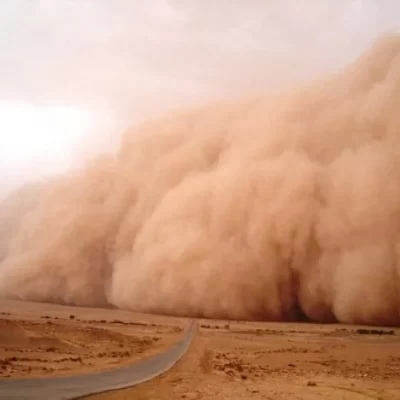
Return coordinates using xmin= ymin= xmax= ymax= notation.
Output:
xmin=91 ymin=320 xmax=400 ymax=399
xmin=0 ymin=299 xmax=185 ymax=378
xmin=1 ymin=300 xmax=400 ymax=399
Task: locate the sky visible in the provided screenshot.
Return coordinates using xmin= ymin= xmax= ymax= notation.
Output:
xmin=0 ymin=0 xmax=399 ymax=196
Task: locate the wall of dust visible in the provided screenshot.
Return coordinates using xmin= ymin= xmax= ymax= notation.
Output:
xmin=2 ymin=1 xmax=400 ymax=197
xmin=1 ymin=35 xmax=400 ymax=326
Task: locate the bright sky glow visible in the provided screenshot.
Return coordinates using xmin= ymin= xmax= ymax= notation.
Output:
xmin=0 ymin=102 xmax=93 ymax=185
xmin=0 ymin=1 xmax=400 ymax=197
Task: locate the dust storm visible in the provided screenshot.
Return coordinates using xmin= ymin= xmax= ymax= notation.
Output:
xmin=1 ymin=35 xmax=400 ymax=326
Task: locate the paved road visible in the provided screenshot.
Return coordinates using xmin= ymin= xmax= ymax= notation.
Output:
xmin=0 ymin=320 xmax=196 ymax=400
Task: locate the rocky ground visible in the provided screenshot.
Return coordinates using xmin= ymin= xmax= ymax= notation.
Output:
xmin=91 ymin=320 xmax=400 ymax=400
xmin=1 ymin=300 xmax=399 ymax=399
xmin=0 ymin=299 xmax=184 ymax=378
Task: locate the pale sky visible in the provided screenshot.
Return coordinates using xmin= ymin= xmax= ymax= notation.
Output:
xmin=0 ymin=0 xmax=399 ymax=196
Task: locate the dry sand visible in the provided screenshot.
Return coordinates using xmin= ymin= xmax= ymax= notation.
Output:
xmin=0 ymin=299 xmax=185 ymax=379
xmin=90 ymin=320 xmax=400 ymax=400
xmin=1 ymin=300 xmax=400 ymax=399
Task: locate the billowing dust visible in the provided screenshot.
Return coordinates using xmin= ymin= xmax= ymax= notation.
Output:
xmin=1 ymin=35 xmax=400 ymax=326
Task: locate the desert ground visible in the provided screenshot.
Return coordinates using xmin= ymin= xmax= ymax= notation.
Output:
xmin=1 ymin=300 xmax=400 ymax=399
xmin=0 ymin=299 xmax=185 ymax=379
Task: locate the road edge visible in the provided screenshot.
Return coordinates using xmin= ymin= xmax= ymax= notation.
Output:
xmin=0 ymin=319 xmax=197 ymax=400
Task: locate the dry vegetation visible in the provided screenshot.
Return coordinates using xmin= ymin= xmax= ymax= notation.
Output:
xmin=90 ymin=320 xmax=400 ymax=400
xmin=1 ymin=300 xmax=400 ymax=399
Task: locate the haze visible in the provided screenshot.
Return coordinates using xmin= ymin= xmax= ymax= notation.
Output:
xmin=1 ymin=1 xmax=399 ymax=196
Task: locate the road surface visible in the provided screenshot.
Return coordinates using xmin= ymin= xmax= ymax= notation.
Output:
xmin=0 ymin=320 xmax=196 ymax=400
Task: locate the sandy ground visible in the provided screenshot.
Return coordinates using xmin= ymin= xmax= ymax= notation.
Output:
xmin=0 ymin=299 xmax=185 ymax=379
xmin=90 ymin=320 xmax=400 ymax=400
xmin=1 ymin=300 xmax=400 ymax=399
